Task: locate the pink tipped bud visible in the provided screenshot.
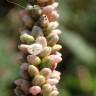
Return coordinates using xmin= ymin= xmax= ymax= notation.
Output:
xmin=48 ymin=11 xmax=59 ymax=21
xmin=29 ymin=86 xmax=41 ymax=95
xmin=50 ymin=55 xmax=62 ymax=64
xmin=18 ymin=44 xmax=29 ymax=54
xmin=14 ymin=79 xmax=22 ymax=86
xmin=43 ymin=5 xmax=54 ymax=15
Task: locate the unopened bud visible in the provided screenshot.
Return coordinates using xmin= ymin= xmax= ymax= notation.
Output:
xmin=29 ymin=86 xmax=41 ymax=95
xmin=28 ymin=5 xmax=42 ymax=20
xmin=27 ymin=44 xmax=43 ymax=55
xmin=14 ymin=79 xmax=22 ymax=86
xmin=40 ymin=68 xmax=52 ymax=78
xmin=49 ymin=90 xmax=59 ymax=96
xmin=32 ymin=75 xmax=46 ymax=86
xmin=50 ymin=55 xmax=62 ymax=64
xmin=36 ymin=36 xmax=47 ymax=47
xmin=47 ymin=79 xmax=59 ymax=85
xmin=41 ymin=56 xmax=53 ymax=68
xmin=20 ymin=33 xmax=34 ymax=44
xmin=18 ymin=44 xmax=29 ymax=53
xmin=52 ymin=2 xmax=59 ymax=9
xmin=27 ymin=55 xmax=41 ymax=66
xmin=40 ymin=47 xmax=52 ymax=57
xmin=48 ymin=21 xmax=59 ymax=31
xmin=50 ymin=74 xmax=61 ymax=81
xmin=51 ymin=29 xmax=62 ymax=35
xmin=47 ymin=34 xmax=59 ymax=46
xmin=42 ymin=83 xmax=52 ymax=93
xmin=52 ymin=44 xmax=62 ymax=53
xmin=28 ymin=65 xmax=39 ymax=77
xmin=42 ymin=5 xmax=54 ymax=15
xmin=48 ymin=11 xmax=59 ymax=21
xmin=38 ymin=15 xmax=49 ymax=28
xmin=31 ymin=26 xmax=44 ymax=38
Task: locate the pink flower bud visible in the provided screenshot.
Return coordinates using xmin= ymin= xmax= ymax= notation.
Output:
xmin=43 ymin=5 xmax=54 ymax=15
xmin=29 ymin=86 xmax=41 ymax=95
xmin=48 ymin=11 xmax=59 ymax=21
xmin=18 ymin=44 xmax=29 ymax=54
xmin=50 ymin=55 xmax=62 ymax=64
xmin=14 ymin=79 xmax=22 ymax=86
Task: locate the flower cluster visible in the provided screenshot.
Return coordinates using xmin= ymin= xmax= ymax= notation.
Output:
xmin=14 ymin=0 xmax=62 ymax=96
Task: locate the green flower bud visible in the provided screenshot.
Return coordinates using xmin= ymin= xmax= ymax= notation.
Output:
xmin=40 ymin=68 xmax=52 ymax=78
xmin=49 ymin=90 xmax=59 ymax=96
xmin=52 ymin=44 xmax=62 ymax=53
xmin=28 ymin=65 xmax=39 ymax=77
xmin=41 ymin=56 xmax=53 ymax=68
xmin=20 ymin=33 xmax=34 ymax=44
xmin=36 ymin=36 xmax=47 ymax=48
xmin=32 ymin=75 xmax=46 ymax=86
xmin=47 ymin=34 xmax=59 ymax=46
xmin=39 ymin=47 xmax=52 ymax=57
xmin=27 ymin=55 xmax=41 ymax=66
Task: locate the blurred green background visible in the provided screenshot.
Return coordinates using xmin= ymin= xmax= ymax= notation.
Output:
xmin=0 ymin=0 xmax=96 ymax=96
